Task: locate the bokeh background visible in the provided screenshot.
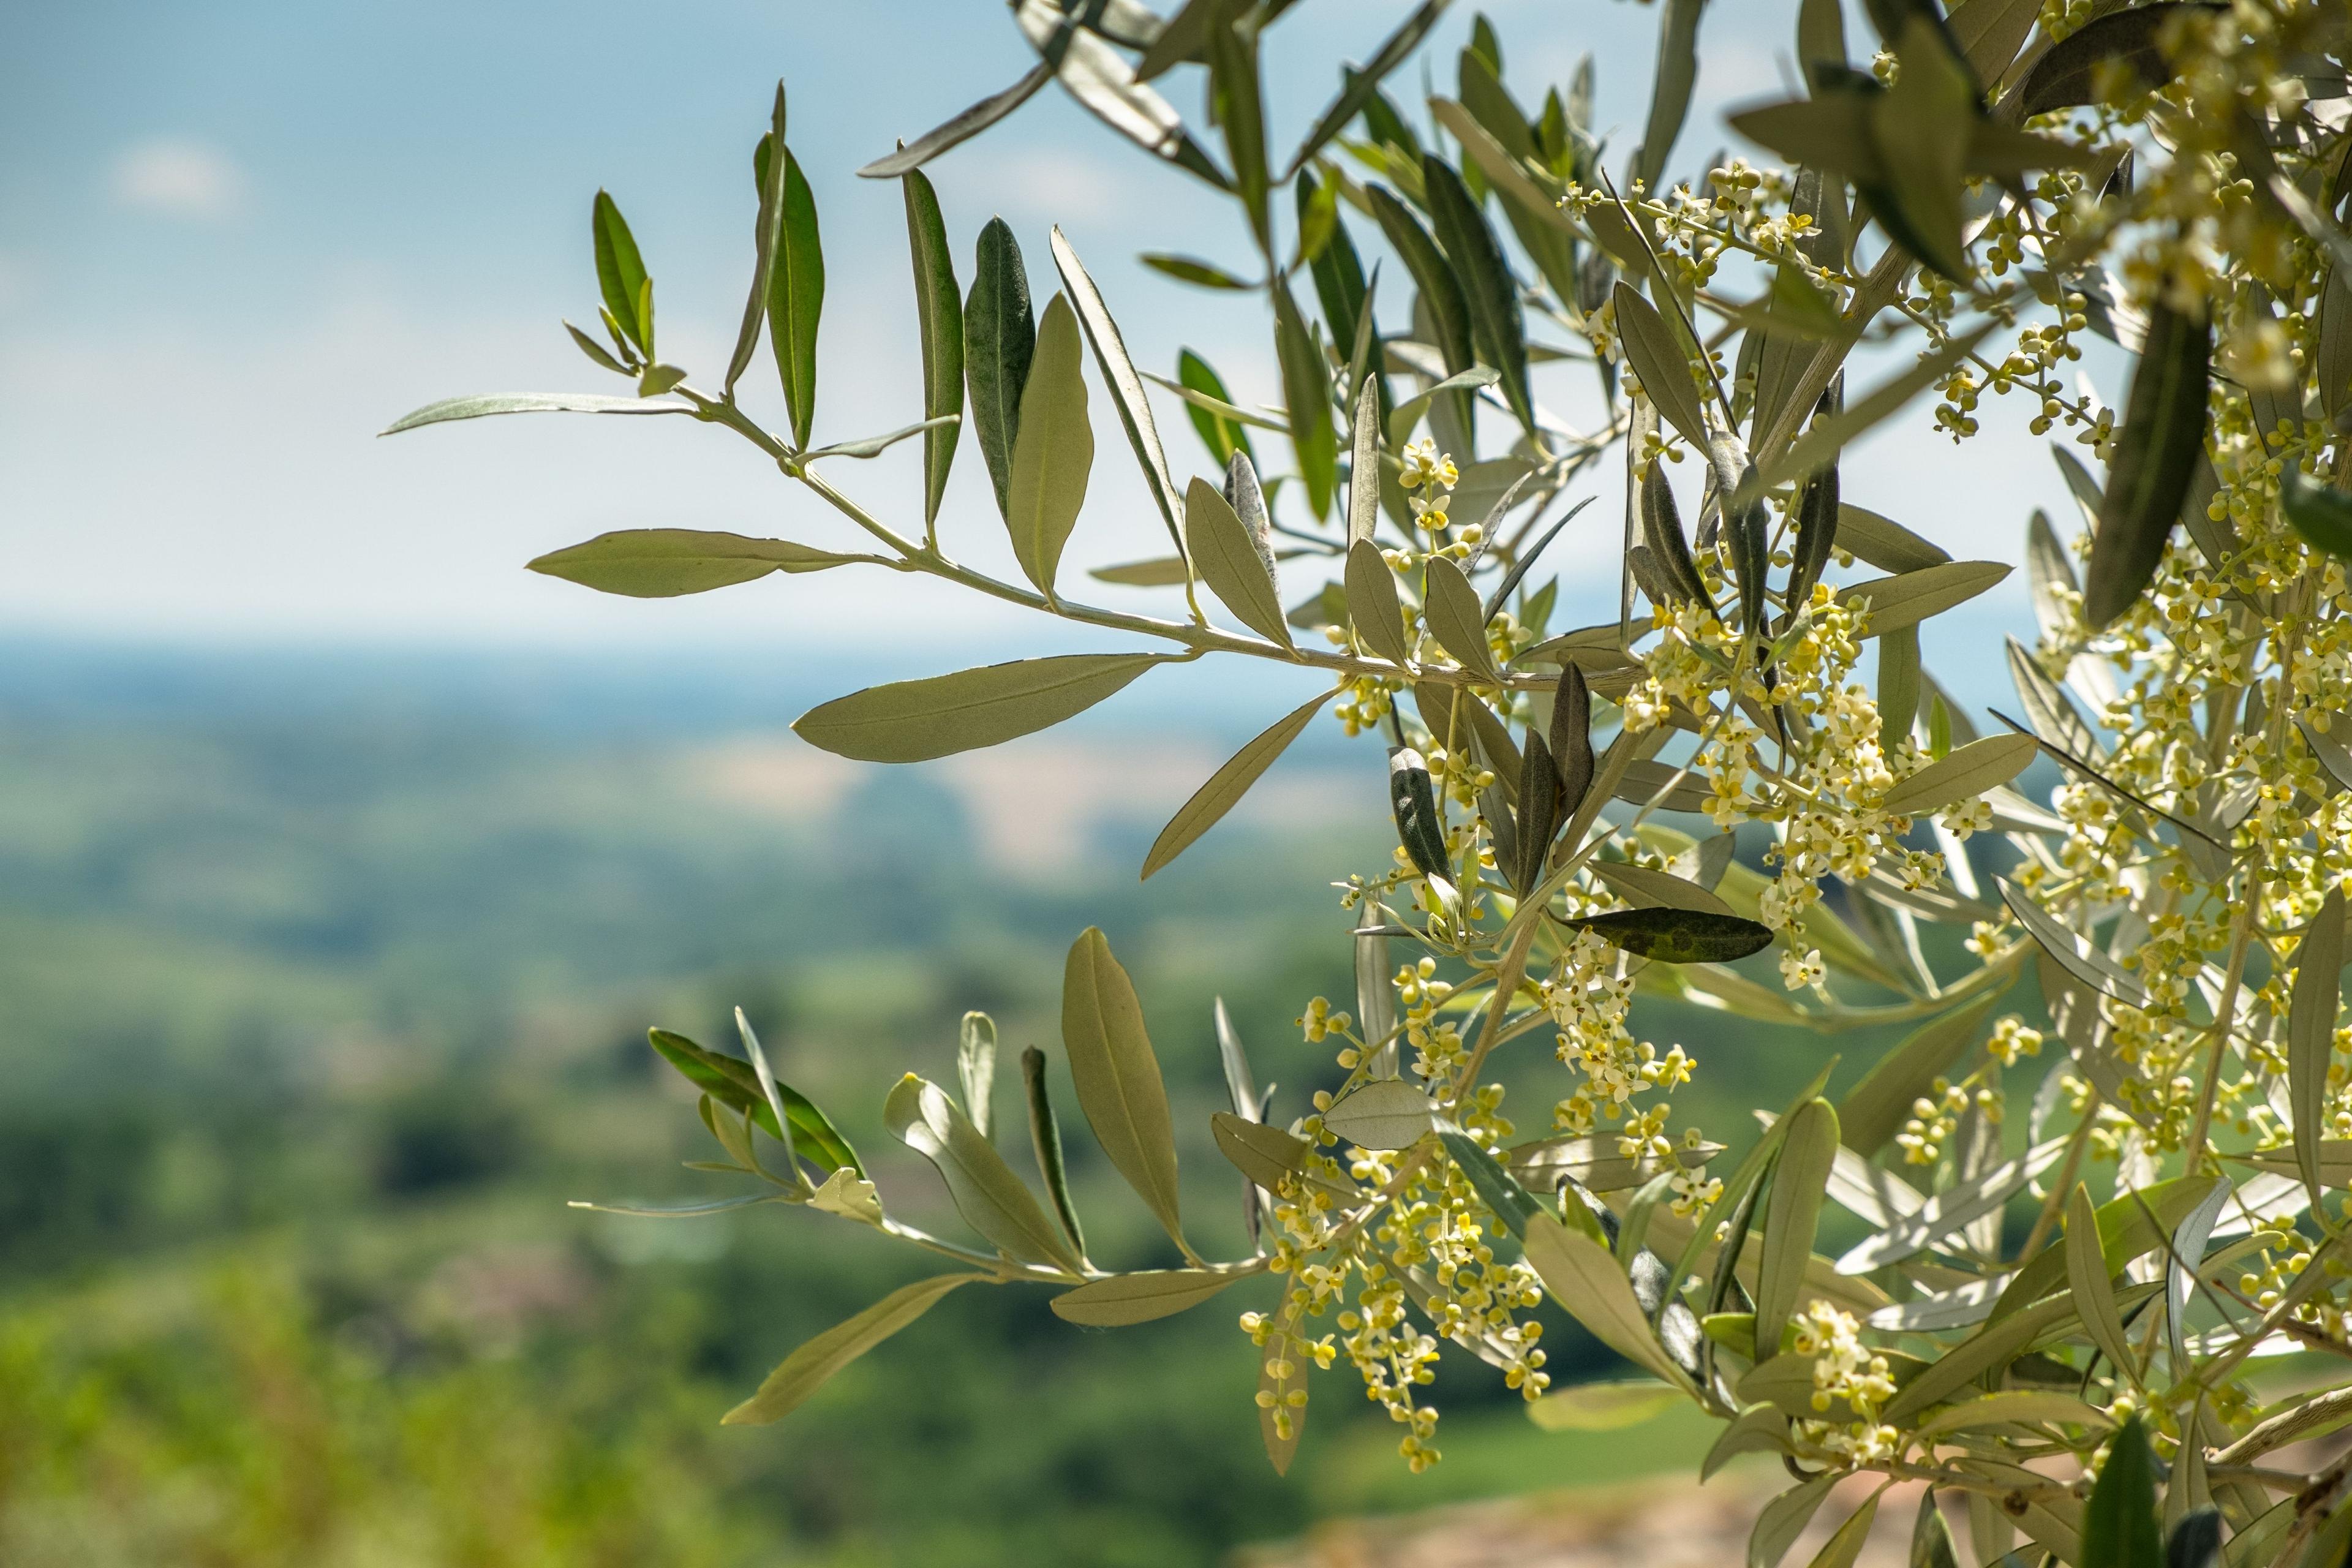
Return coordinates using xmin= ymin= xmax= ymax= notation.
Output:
xmin=0 ymin=2 xmax=2083 ymax=1562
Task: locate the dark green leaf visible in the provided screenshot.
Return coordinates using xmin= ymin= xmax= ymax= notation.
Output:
xmin=1421 ymin=154 xmax=1534 ymax=435
xmin=1442 ymin=1131 xmax=1548 ymax=1238
xmin=647 ymin=1027 xmax=861 ymax=1175
xmin=1366 ymin=184 xmax=1476 ymax=385
xmin=592 ymin=190 xmax=650 ymax=356
xmin=901 ymin=167 xmax=964 ymax=525
xmin=793 ymin=654 xmax=1164 ymax=763
xmin=1273 ymin=282 xmax=1336 ymax=518
xmin=1388 ymin=747 xmax=1452 ymax=883
xmin=1284 ymin=0 xmax=1452 ymax=176
xmin=1640 ymin=459 xmax=1715 ymax=609
xmin=2167 ymin=1509 xmax=2222 ymax=1568
xmin=1613 ymin=282 xmax=1709 ymax=451
xmin=2085 ymin=301 xmax=2210 ymax=627
xmin=1022 ymin=1045 xmax=1087 ymax=1258
xmin=1866 ymin=17 xmax=1977 ymax=282
xmin=965 ymin=218 xmax=1036 ymax=522
xmin=2283 ymin=467 xmax=2352 ymax=560
xmin=1551 ymin=663 xmax=1596 ymax=821
xmin=1561 ymin=907 xmax=1773 ymax=963
xmin=1299 ymin=170 xmax=1366 ymax=355
xmin=2015 ymin=4 xmax=2213 ymax=117
xmin=1512 ymin=730 xmax=1561 ymax=896
xmin=754 ymin=138 xmax=824 ymax=449
xmin=2082 ymin=1416 xmax=2164 ymax=1568
xmin=728 ymin=83 xmax=791 ymax=396
xmin=1178 ymin=349 xmax=1253 ymax=466
xmin=1206 ymin=17 xmax=1269 ymax=239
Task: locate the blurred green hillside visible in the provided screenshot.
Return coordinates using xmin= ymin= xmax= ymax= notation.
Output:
xmin=0 ymin=644 xmax=1878 ymax=1566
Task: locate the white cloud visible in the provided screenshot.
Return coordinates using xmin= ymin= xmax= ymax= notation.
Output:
xmin=111 ymin=139 xmax=249 ymax=220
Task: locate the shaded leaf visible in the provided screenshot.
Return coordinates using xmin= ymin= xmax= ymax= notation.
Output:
xmin=1284 ymin=0 xmax=1452 ymax=176
xmin=1755 ymin=1098 xmax=1836 ymax=1356
xmin=1063 ymin=927 xmax=1187 ymax=1250
xmin=2082 ymin=1417 xmax=2165 ymax=1568
xmin=1997 ymin=876 xmax=2150 ymax=1009
xmin=793 ymin=654 xmax=1164 ymax=763
xmin=1562 ymin=907 xmax=1773 ymax=963
xmin=856 ymin=63 xmax=1054 ymax=178
xmin=2016 ymin=4 xmax=2211 ymax=116
xmin=2290 ymin=888 xmax=2345 ymax=1207
xmin=2085 ymin=301 xmax=2211 ymax=627
xmin=722 ymin=1273 xmax=984 ymax=1425
xmin=1838 ymin=994 xmax=1999 ymax=1155
xmin=901 ymin=167 xmax=964 ymax=524
xmin=801 ymin=415 xmax=960 ymax=462
xmin=1142 ymin=689 xmax=1329 ymax=879
xmin=2282 ymin=467 xmax=2352 ymax=561
xmin=1022 ymin=1045 xmax=1088 ymax=1258
xmin=1387 ymin=747 xmax=1451 ymax=883
xmin=2066 ymin=1181 xmax=2138 ymax=1376
xmin=1749 ymin=1476 xmax=1840 ymax=1568
xmin=1614 ymin=282 xmax=1709 ymax=451
xmin=1177 ymin=348 xmax=1255 ymax=466
xmin=1441 ymin=1130 xmax=1548 ymax=1238
xmin=1347 ymin=375 xmax=1382 ymax=546
xmin=1422 ymin=153 xmax=1534 ymax=434
xmin=965 ymin=218 xmax=1036 ymax=521
xmin=754 ymin=138 xmax=824 ymax=450
xmin=1634 ymin=0 xmax=1709 ymax=194
xmin=1523 ymin=1217 xmax=1686 ymax=1387
xmin=1142 ymin=253 xmax=1254 ymax=290
xmin=1273 ymin=282 xmax=1336 ymax=518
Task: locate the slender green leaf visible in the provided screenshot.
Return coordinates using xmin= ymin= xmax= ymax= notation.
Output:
xmin=1050 ymin=228 xmax=1183 ymax=552
xmin=2085 ymin=301 xmax=2211 ymax=627
xmin=855 ymin=63 xmax=1054 ymax=178
xmin=1272 ymin=283 xmax=1335 ymax=518
xmin=1143 ymin=690 xmax=1329 ymax=880
xmin=958 ymin=1011 xmax=998 ymax=1142
xmin=793 ymin=654 xmax=1164 ymax=763
xmin=1005 ymin=293 xmax=1094 ymax=595
xmin=592 ymin=190 xmax=650 ymax=356
xmin=965 ymin=218 xmax=1036 ymax=521
xmin=1834 ymin=560 xmax=2011 ymax=638
xmin=726 ymin=85 xmax=791 ymax=394
xmin=1748 ymin=1475 xmax=1839 ymax=1568
xmin=1838 ymin=994 xmax=2000 ymax=1155
xmin=1367 ymin=184 xmax=1475 ymax=383
xmin=2290 ymin=888 xmax=2345 ymax=1207
xmin=884 ymin=1074 xmax=1079 ymax=1270
xmin=1346 ymin=375 xmax=1381 ymax=546
xmin=1755 ymin=1098 xmax=1836 ymax=1356
xmin=1588 ymin=861 xmax=1733 ymax=916
xmin=380 ymin=392 xmax=690 ymax=436
xmin=1183 ymin=477 xmax=1290 ymax=649
xmin=1344 ymin=538 xmax=1413 ymax=666
xmin=752 ymin=139 xmax=824 ymax=449
xmin=897 ymin=167 xmax=964 ymax=524
xmin=1997 ymin=876 xmax=2150 ymax=1009
xmin=527 ymin=529 xmax=874 ymax=597
xmin=1913 ymin=1391 xmax=2114 ymax=1440
xmin=1422 ymin=556 xmax=1499 ymax=680
xmin=1868 ymin=18 xmax=1977 ymax=281
xmin=1633 ymin=0 xmax=1708 ymax=194
xmin=1021 ymin=1045 xmax=1087 ymax=1258
xmin=1809 ymin=1494 xmax=1883 ymax=1568
xmin=1442 ymin=1130 xmax=1548 ymax=1238
xmin=1527 ymin=1379 xmax=1680 ymax=1432
xmin=1177 ymin=349 xmax=1255 ymax=466
xmin=647 ymin=1028 xmax=862 ymax=1175
xmin=1703 ymin=1402 xmax=1794 ymax=1479
xmin=2082 ymin=1417 xmax=2165 ymax=1568
xmin=1613 ymin=282 xmax=1708 ymax=450
xmin=1422 ymin=154 xmax=1533 ymax=434
xmin=1839 ymin=503 xmax=1951 ymax=573
xmin=1882 ymin=733 xmax=2038 ymax=815
xmin=1757 ymin=322 xmax=1998 ymax=489
xmin=1284 ymin=0 xmax=1452 ymax=176
xmin=1141 ymin=254 xmax=1254 ymax=290
xmin=1385 ymin=365 xmax=1498 ymax=447
xmin=722 ymin=1273 xmax=984 ymax=1425
xmin=1388 ymin=747 xmax=1451 ymax=883
xmin=2066 ymin=1182 xmax=2138 ymax=1376
xmin=1062 ymin=927 xmax=1187 ymax=1250
xmin=1523 ymin=1217 xmax=1686 ymax=1387
xmin=1052 ymin=1268 xmax=1244 ymax=1326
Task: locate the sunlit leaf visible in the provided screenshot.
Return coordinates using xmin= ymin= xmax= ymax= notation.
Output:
xmin=1881 ymin=733 xmax=2038 ymax=815
xmin=1183 ymin=477 xmax=1291 ymax=649
xmin=856 ymin=63 xmax=1053 ymax=178
xmin=1523 ymin=1217 xmax=1687 ymax=1387
xmin=727 ymin=83 xmax=791 ymax=395
xmin=753 ymin=137 xmax=824 ymax=450
xmin=901 ymin=167 xmax=964 ymax=525
xmin=885 ymin=1073 xmax=1079 ymax=1270
xmin=958 ymin=1011 xmax=997 ymax=1142
xmin=1052 ymin=228 xmax=1184 ymax=554
xmin=525 ymin=530 xmax=870 ymax=598
xmin=1062 ymin=927 xmax=1188 ymax=1251
xmin=592 ymin=190 xmax=651 ymax=357
xmin=793 ymin=654 xmax=1164 ymax=763
xmin=1177 ymin=349 xmax=1255 ymax=467
xmin=380 ymin=392 xmax=691 ymax=436
xmin=1051 ymin=1268 xmax=1245 ymax=1326
xmin=1834 ymin=560 xmax=2011 ymax=638
xmin=1754 ymin=1098 xmax=1835 ymax=1355
xmin=1142 ymin=689 xmax=1329 ymax=879
xmin=1837 ymin=994 xmax=2000 ymax=1155
xmin=722 ymin=1273 xmax=985 ymax=1425
xmin=2065 ymin=1181 xmax=2138 ymax=1376
xmin=1441 ymin=1130 xmax=1548 ymax=1238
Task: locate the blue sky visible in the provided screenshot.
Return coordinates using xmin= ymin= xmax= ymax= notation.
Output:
xmin=1 ymin=0 xmax=2076 ymax=702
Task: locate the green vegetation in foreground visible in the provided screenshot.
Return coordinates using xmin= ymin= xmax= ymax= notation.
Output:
xmin=0 ymin=652 xmax=1856 ymax=1565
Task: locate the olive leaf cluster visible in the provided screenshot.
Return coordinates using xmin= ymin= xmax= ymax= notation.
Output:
xmin=386 ymin=0 xmax=2352 ymax=1561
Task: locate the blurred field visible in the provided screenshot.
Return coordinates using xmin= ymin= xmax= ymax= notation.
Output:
xmin=0 ymin=642 xmax=1864 ymax=1566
